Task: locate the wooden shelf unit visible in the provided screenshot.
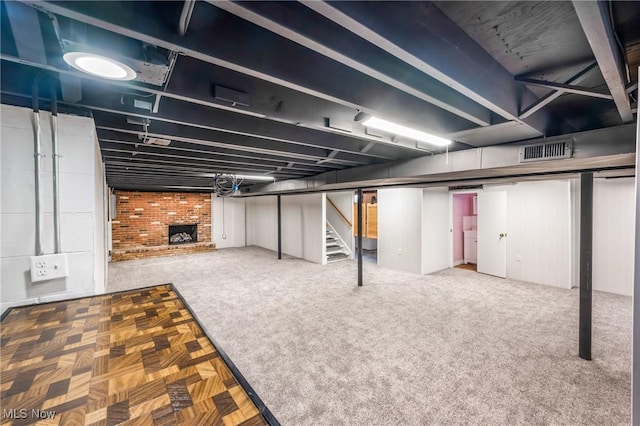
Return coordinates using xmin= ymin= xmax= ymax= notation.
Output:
xmin=353 ymin=203 xmax=378 ymax=239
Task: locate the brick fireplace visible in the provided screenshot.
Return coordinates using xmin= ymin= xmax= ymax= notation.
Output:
xmin=110 ymin=191 xmax=215 ymax=261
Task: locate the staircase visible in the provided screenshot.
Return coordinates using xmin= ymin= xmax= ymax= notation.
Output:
xmin=326 ymin=227 xmax=350 ymax=263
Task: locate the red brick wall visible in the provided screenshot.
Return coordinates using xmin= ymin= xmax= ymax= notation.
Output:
xmin=111 ymin=191 xmax=211 ymax=249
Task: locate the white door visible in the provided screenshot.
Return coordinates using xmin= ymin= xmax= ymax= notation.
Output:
xmin=477 ymin=191 xmax=507 ymax=278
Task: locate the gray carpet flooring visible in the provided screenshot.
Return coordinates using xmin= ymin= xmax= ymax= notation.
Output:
xmin=107 ymin=246 xmax=631 ymax=425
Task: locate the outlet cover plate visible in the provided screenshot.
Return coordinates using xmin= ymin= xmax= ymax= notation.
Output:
xmin=30 ymin=253 xmax=69 ymax=282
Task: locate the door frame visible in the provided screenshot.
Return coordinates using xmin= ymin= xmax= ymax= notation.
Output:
xmin=448 ymin=189 xmax=481 ymax=268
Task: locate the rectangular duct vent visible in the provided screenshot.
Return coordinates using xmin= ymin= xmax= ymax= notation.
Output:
xmin=214 ymin=85 xmax=250 ymax=107
xmin=519 ymin=139 xmax=573 ymax=162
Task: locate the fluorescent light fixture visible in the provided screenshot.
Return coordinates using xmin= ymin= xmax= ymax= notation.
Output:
xmin=236 ymin=175 xmax=276 ymax=181
xmin=362 ymin=116 xmax=451 ymax=147
xmin=63 ymin=52 xmax=137 ymax=81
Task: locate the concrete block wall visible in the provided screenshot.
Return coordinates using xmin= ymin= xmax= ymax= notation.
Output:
xmin=1 ymin=104 xmax=106 ymax=312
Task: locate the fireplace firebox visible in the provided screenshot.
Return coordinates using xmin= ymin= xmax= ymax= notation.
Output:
xmin=168 ymin=224 xmax=197 ymax=245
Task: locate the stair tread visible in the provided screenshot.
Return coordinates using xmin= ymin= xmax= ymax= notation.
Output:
xmin=327 ymin=247 xmax=345 ymax=254
xmin=327 ymin=253 xmax=350 ymax=260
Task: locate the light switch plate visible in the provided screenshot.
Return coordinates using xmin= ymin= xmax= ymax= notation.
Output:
xmin=30 ymin=253 xmax=69 ymax=282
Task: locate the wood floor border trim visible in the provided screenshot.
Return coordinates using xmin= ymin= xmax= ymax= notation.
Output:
xmin=0 ymin=283 xmax=169 ymax=319
xmin=1 ymin=282 xmax=280 ymax=426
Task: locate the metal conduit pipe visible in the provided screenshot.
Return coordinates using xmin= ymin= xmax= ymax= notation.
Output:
xmin=50 ymin=86 xmax=61 ymax=253
xmin=31 ymin=73 xmax=45 ymax=256
xmin=31 ymin=72 xmax=61 ymax=255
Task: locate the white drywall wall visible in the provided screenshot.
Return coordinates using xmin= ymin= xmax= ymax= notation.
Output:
xmin=245 ymin=193 xmax=325 ymax=263
xmin=570 ymin=178 xmax=581 ymax=288
xmin=1 ymin=104 xmax=106 ymax=312
xmin=593 ymin=177 xmax=635 ymax=296
xmin=212 ymin=195 xmax=246 ymax=249
xmin=484 ymin=180 xmax=572 ymax=289
xmin=422 ymin=188 xmax=450 ymax=274
xmin=378 ymin=188 xmax=423 ymax=274
xmin=282 ymin=193 xmax=325 ymax=264
xmin=246 ymin=196 xmax=278 ymax=251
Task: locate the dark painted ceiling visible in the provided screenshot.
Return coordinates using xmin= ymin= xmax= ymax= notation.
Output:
xmin=1 ymin=0 xmax=638 ymax=192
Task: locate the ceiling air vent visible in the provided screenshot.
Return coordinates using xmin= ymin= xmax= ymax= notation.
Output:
xmin=519 ymin=139 xmax=573 ymax=163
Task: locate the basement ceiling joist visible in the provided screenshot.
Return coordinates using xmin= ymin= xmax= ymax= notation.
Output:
xmin=95 ymin=129 xmax=351 ymax=167
xmin=1 ymin=1 xmax=637 ymax=192
xmin=302 ymin=1 xmax=548 ymax=132
xmin=98 ymin=140 xmax=336 ymax=174
xmin=572 ymin=0 xmax=634 ymax=123
xmin=210 ymin=0 xmax=492 ymax=127
xmin=26 ymin=1 xmax=481 ymax=133
xmin=0 ymin=60 xmax=408 ymax=163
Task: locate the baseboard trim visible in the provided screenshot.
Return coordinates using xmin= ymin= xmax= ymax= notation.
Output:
xmin=1 ymin=290 xmax=96 ymax=318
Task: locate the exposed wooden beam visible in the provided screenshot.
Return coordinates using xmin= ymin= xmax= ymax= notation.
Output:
xmin=210 ymin=0 xmax=491 ymax=127
xmin=516 ymin=77 xmax=613 ymax=100
xmin=573 ymin=1 xmax=633 ymax=122
xmin=302 ymin=1 xmax=548 ymax=135
xmin=23 ymin=1 xmax=473 ymax=141
xmin=519 ymin=62 xmax=599 ymax=119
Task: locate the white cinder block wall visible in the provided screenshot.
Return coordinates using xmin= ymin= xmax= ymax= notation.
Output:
xmin=94 ymin=134 xmax=107 ymax=295
xmin=212 ymin=195 xmax=246 ymax=249
xmin=1 ymin=104 xmax=107 ymax=312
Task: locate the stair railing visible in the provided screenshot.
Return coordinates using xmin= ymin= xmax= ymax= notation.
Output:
xmin=327 ymin=196 xmax=352 ymax=227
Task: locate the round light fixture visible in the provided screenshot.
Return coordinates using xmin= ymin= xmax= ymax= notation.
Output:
xmin=63 ymin=52 xmax=137 ymax=81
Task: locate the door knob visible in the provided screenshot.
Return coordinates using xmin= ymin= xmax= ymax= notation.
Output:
xmin=499 ymin=232 xmax=507 ymax=238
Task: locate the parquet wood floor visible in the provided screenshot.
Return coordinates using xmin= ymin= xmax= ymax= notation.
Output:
xmin=1 ymin=285 xmax=271 ymax=426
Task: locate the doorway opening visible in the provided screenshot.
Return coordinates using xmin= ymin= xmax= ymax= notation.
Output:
xmin=452 ymin=193 xmax=477 ymax=272
xmin=354 ymin=190 xmax=378 ymax=264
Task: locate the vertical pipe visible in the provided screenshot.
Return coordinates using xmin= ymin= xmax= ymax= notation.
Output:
xmin=51 ymin=86 xmax=61 ymax=253
xmin=32 ymin=110 xmax=43 ymax=256
xmin=579 ymin=172 xmax=593 ymax=361
xmin=632 ymin=72 xmax=640 ymax=425
xmin=357 ymin=188 xmax=363 ymax=286
xmin=277 ymin=195 xmax=282 ymax=259
xmin=32 ymin=74 xmax=44 ymax=256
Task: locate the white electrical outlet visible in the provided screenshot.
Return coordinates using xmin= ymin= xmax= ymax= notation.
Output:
xmin=516 ymin=255 xmax=522 ymax=262
xmin=30 ymin=254 xmax=69 ymax=282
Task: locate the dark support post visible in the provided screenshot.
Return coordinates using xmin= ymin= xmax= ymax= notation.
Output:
xmin=632 ymin=75 xmax=640 ymax=425
xmin=277 ymin=195 xmax=282 ymax=260
xmin=357 ymin=188 xmax=363 ymax=287
xmin=579 ymin=172 xmax=593 ymax=360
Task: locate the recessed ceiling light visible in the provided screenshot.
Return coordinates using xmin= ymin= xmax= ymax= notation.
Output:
xmin=362 ymin=116 xmax=451 ymax=147
xmin=63 ymin=52 xmax=137 ymax=81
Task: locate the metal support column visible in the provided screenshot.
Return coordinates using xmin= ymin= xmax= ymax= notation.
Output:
xmin=579 ymin=172 xmax=593 ymax=361
xmin=277 ymin=195 xmax=282 ymax=260
xmin=357 ymin=188 xmax=363 ymax=286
